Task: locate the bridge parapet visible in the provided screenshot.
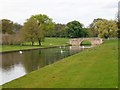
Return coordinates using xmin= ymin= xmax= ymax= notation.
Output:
xmin=69 ymin=38 xmax=103 ymax=46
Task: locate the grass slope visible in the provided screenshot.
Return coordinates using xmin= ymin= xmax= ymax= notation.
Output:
xmin=2 ymin=39 xmax=118 ymax=88
xmin=1 ymin=38 xmax=69 ymax=52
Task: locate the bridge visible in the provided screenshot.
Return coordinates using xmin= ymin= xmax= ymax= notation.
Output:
xmin=69 ymin=38 xmax=103 ymax=46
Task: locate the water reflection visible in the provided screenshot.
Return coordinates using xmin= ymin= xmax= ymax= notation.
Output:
xmin=0 ymin=46 xmax=89 ymax=85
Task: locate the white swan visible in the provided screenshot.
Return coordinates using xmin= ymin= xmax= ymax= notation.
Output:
xmin=61 ymin=50 xmax=63 ymax=53
xmin=19 ymin=51 xmax=23 ymax=54
xmin=82 ymin=46 xmax=84 ymax=48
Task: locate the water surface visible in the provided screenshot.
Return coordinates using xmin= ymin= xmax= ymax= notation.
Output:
xmin=0 ymin=46 xmax=91 ymax=85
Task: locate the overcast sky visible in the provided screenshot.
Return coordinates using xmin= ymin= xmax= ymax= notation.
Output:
xmin=0 ymin=0 xmax=119 ymax=27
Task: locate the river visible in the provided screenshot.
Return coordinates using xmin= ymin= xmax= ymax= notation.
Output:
xmin=0 ymin=46 xmax=91 ymax=85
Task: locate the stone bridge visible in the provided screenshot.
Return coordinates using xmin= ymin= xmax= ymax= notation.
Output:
xmin=69 ymin=38 xmax=103 ymax=46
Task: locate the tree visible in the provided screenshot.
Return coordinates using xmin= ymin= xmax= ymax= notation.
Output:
xmin=31 ymin=14 xmax=54 ymax=45
xmin=21 ymin=17 xmax=39 ymax=46
xmin=47 ymin=23 xmax=66 ymax=37
xmin=2 ymin=19 xmax=14 ymax=34
xmin=44 ymin=23 xmax=66 ymax=38
xmin=65 ymin=20 xmax=87 ymax=38
xmin=89 ymin=18 xmax=118 ymax=38
xmin=88 ymin=23 xmax=99 ymax=37
xmin=13 ymin=23 xmax=22 ymax=32
xmin=2 ymin=32 xmax=23 ymax=45
xmin=1 ymin=19 xmax=23 ymax=45
xmin=54 ymin=24 xmax=66 ymax=37
xmin=21 ymin=14 xmax=54 ymax=46
xmin=60 ymin=28 xmax=67 ymax=37
xmin=81 ymin=28 xmax=90 ymax=37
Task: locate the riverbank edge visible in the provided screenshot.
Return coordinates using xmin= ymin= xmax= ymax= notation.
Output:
xmin=0 ymin=45 xmax=69 ymax=54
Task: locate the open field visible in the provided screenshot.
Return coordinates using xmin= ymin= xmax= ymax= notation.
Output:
xmin=0 ymin=38 xmax=69 ymax=52
xmin=2 ymin=39 xmax=118 ymax=88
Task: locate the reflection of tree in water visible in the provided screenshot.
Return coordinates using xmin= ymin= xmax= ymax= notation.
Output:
xmin=21 ymin=49 xmax=45 ymax=73
xmin=44 ymin=48 xmax=62 ymax=65
xmin=2 ymin=52 xmax=23 ymax=70
xmin=44 ymin=47 xmax=71 ymax=65
xmin=1 ymin=46 xmax=83 ymax=74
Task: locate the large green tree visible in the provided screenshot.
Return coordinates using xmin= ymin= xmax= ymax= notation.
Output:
xmin=89 ymin=18 xmax=118 ymax=38
xmin=21 ymin=17 xmax=39 ymax=46
xmin=65 ymin=20 xmax=88 ymax=38
xmin=31 ymin=14 xmax=54 ymax=45
xmin=22 ymin=14 xmax=54 ymax=46
xmin=2 ymin=19 xmax=14 ymax=34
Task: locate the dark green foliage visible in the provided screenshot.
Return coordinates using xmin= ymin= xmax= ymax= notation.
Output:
xmin=2 ymin=19 xmax=14 ymax=34
xmin=65 ymin=20 xmax=88 ymax=38
xmin=45 ymin=23 xmax=66 ymax=38
xmin=54 ymin=24 xmax=66 ymax=37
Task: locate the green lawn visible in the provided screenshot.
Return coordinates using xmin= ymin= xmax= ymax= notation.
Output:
xmin=41 ymin=37 xmax=69 ymax=47
xmin=1 ymin=38 xmax=69 ymax=52
xmin=2 ymin=39 xmax=118 ymax=88
xmin=80 ymin=40 xmax=92 ymax=46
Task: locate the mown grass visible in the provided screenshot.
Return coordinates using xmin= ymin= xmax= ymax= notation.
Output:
xmin=80 ymin=40 xmax=92 ymax=46
xmin=2 ymin=39 xmax=118 ymax=88
xmin=0 ymin=38 xmax=69 ymax=52
xmin=41 ymin=37 xmax=69 ymax=47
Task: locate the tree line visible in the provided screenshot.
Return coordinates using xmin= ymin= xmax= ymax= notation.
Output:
xmin=0 ymin=14 xmax=118 ymax=46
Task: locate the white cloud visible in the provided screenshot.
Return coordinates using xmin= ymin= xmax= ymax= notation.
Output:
xmin=0 ymin=0 xmax=119 ymax=26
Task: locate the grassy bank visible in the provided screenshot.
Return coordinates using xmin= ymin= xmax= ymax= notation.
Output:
xmin=1 ymin=38 xmax=69 ymax=52
xmin=2 ymin=39 xmax=118 ymax=88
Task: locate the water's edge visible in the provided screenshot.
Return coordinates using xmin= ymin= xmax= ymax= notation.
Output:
xmin=0 ymin=45 xmax=69 ymax=54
